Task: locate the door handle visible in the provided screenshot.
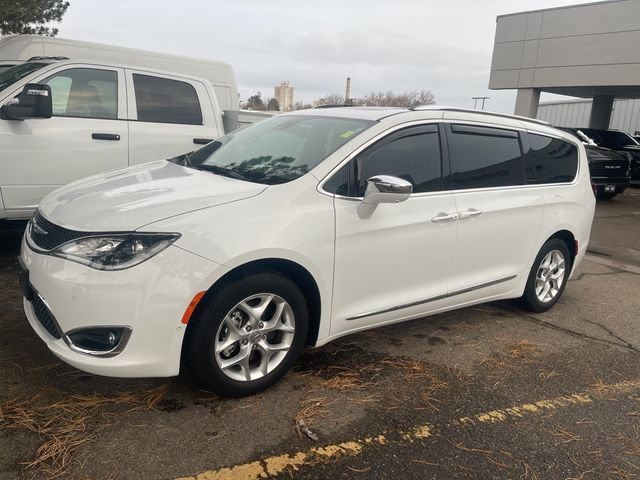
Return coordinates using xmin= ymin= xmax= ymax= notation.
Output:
xmin=193 ymin=138 xmax=213 ymax=145
xmin=92 ymin=133 xmax=120 ymax=141
xmin=458 ymin=208 xmax=483 ymax=219
xmin=431 ymin=212 xmax=458 ymax=223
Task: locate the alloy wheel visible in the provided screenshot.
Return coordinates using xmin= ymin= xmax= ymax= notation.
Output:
xmin=535 ymin=250 xmax=566 ymax=303
xmin=214 ymin=293 xmax=296 ymax=382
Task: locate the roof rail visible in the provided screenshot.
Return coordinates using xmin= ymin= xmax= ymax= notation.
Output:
xmin=27 ymin=56 xmax=70 ymax=62
xmin=313 ymin=104 xmax=355 ymax=109
xmin=410 ymin=105 xmax=551 ymax=126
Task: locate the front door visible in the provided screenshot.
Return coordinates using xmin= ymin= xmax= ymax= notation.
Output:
xmin=0 ymin=65 xmax=128 ymax=218
xmin=328 ymin=124 xmax=458 ymax=336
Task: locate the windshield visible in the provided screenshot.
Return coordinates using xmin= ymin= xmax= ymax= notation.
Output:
xmin=0 ymin=62 xmax=48 ymax=92
xmin=182 ymin=115 xmax=374 ymax=185
xmin=580 ymin=128 xmax=639 ymax=148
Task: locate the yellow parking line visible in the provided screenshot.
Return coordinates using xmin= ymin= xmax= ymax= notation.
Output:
xmin=176 ymin=379 xmax=640 ymax=480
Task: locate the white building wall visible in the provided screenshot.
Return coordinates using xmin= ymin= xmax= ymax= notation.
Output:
xmin=537 ymin=98 xmax=640 ymax=134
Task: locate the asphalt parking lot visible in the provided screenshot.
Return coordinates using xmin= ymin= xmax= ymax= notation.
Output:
xmin=1 ymin=189 xmax=639 ymax=480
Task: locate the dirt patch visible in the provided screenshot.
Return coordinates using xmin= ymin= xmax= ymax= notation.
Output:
xmin=157 ymin=398 xmax=186 ymax=413
xmin=0 ymin=385 xmax=167 ymax=479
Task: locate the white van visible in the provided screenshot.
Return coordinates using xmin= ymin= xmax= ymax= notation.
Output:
xmin=0 ymin=36 xmax=246 ymax=220
xmin=0 ymin=35 xmax=239 ymax=112
xmin=18 ymin=106 xmax=595 ymax=397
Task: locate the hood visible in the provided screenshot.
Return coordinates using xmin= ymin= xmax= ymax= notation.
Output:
xmin=38 ymin=160 xmax=267 ymax=231
xmin=620 ymin=145 xmax=640 ymax=153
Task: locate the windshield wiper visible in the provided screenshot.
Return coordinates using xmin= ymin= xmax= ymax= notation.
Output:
xmin=192 ymin=164 xmax=248 ymax=182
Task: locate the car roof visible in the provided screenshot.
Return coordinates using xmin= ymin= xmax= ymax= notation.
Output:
xmin=286 ymin=105 xmax=555 ymax=128
xmin=286 ymin=107 xmax=409 ymax=121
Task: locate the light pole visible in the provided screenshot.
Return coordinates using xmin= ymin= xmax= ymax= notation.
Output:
xmin=472 ymin=96 xmax=490 ymax=110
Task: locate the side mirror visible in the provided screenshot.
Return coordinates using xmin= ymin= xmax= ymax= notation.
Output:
xmin=0 ymin=83 xmax=53 ymax=121
xmin=357 ymin=175 xmax=412 ymax=219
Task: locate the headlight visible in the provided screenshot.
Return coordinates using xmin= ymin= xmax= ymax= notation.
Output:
xmin=52 ymin=233 xmax=180 ymax=270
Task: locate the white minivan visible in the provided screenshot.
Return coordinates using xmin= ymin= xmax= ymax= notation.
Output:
xmin=0 ymin=35 xmax=245 ymax=220
xmin=18 ymin=106 xmax=595 ymax=397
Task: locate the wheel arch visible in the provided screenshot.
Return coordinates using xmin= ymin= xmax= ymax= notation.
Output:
xmin=546 ymin=229 xmax=577 ymax=269
xmin=182 ymin=257 xmax=323 ymax=360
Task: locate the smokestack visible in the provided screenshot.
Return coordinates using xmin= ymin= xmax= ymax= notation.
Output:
xmin=345 ymin=77 xmax=351 ymax=104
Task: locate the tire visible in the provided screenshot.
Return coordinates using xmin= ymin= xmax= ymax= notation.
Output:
xmin=189 ymin=271 xmax=308 ymax=397
xmin=520 ymin=239 xmax=571 ymax=313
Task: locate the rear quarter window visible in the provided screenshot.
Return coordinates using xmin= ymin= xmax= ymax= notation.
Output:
xmin=525 ymin=134 xmax=578 ymax=184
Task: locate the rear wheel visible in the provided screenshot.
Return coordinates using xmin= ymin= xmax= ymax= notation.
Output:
xmin=521 ymin=239 xmax=571 ymax=313
xmin=189 ymin=272 xmax=308 ymax=397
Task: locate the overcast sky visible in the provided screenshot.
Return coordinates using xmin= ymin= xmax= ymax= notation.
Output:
xmin=55 ymin=0 xmax=593 ymax=113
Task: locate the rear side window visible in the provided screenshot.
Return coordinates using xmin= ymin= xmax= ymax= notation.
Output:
xmin=449 ymin=124 xmax=524 ymax=190
xmin=133 ymin=74 xmax=203 ymax=125
xmin=525 ymin=134 xmax=578 ymax=184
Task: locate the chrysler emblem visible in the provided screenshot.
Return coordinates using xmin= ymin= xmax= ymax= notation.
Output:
xmin=30 ymin=217 xmax=48 ymax=236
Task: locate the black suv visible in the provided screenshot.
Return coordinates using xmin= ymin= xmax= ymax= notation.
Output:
xmin=573 ymin=128 xmax=640 ymax=185
xmin=559 ymin=128 xmax=631 ymax=199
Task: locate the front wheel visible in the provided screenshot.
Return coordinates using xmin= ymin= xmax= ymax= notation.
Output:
xmin=189 ymin=271 xmax=308 ymax=397
xmin=520 ymin=239 xmax=571 ymax=313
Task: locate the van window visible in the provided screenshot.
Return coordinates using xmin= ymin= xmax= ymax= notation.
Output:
xmin=525 ymin=134 xmax=578 ymax=184
xmin=133 ymin=74 xmax=203 ymax=125
xmin=43 ymin=68 xmax=118 ymax=119
xmin=449 ymin=124 xmax=524 ymax=190
xmin=324 ymin=125 xmax=442 ymax=197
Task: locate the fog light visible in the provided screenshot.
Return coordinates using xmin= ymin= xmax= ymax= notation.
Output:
xmin=64 ymin=327 xmax=132 ymax=357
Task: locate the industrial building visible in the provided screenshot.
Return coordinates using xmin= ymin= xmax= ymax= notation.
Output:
xmin=537 ymin=98 xmax=640 ymax=134
xmin=489 ymin=0 xmax=640 ymax=130
xmin=274 ymin=81 xmax=294 ymax=112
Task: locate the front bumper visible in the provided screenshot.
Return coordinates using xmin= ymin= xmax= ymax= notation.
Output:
xmin=20 ymin=235 xmax=228 ymax=377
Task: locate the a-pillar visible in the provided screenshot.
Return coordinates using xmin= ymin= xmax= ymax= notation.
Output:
xmin=589 ymin=95 xmax=614 ymax=129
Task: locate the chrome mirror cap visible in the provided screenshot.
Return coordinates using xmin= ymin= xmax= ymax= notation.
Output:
xmin=357 ymin=175 xmax=412 ymax=218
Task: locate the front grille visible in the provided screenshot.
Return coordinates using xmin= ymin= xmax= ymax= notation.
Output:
xmin=29 ymin=211 xmax=86 ymax=251
xmin=588 ymin=160 xmax=629 ymax=178
xmin=28 ymin=285 xmax=62 ymax=339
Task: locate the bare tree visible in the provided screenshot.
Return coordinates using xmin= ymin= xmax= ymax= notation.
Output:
xmin=312 ymin=90 xmax=435 ymax=108
xmin=359 ymin=90 xmax=435 ymax=108
xmin=314 ymin=93 xmax=344 ymax=106
xmin=292 ymin=101 xmax=314 ymax=111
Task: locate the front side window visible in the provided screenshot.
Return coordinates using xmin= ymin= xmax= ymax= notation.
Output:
xmin=43 ymin=68 xmax=118 ymax=119
xmin=525 ymin=134 xmax=578 ymax=184
xmin=449 ymin=124 xmax=524 ymax=190
xmin=324 ymin=125 xmax=443 ymax=197
xmin=133 ymin=74 xmax=202 ymax=125
xmin=183 ymin=115 xmax=373 ymax=185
